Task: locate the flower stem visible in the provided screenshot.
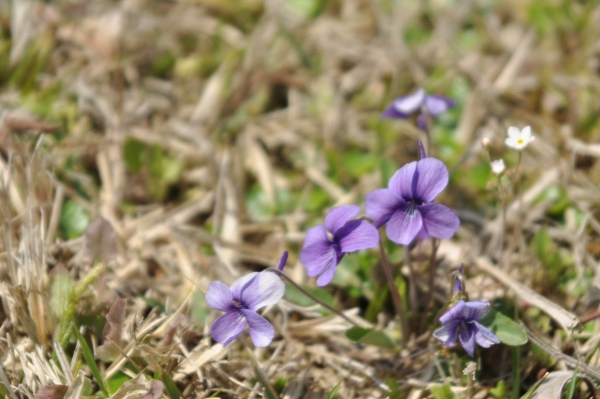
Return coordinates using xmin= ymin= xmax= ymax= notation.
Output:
xmin=497 ymin=175 xmax=508 ymax=269
xmin=265 ymin=268 xmax=361 ymax=328
xmin=425 ymin=239 xmax=439 ymax=311
xmin=378 ymin=236 xmax=409 ymax=346
xmin=404 ymin=245 xmax=418 ymax=316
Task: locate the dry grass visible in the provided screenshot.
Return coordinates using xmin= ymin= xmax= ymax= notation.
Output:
xmin=0 ymin=0 xmax=600 ymax=398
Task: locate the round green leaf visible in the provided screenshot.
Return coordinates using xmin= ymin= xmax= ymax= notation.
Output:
xmin=478 ymin=309 xmax=528 ymax=346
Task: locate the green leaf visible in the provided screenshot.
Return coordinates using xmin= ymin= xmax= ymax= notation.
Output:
xmin=430 ymin=383 xmax=455 ymax=399
xmin=490 ymin=380 xmax=508 ymax=398
xmin=159 ymin=370 xmax=182 ymax=399
xmin=344 ymin=327 xmax=395 ymax=349
xmin=73 ymin=326 xmax=109 ymax=397
xmin=478 ymin=309 xmax=528 ymax=346
xmin=190 ymin=290 xmax=210 ymax=325
xmin=325 ymin=380 xmax=343 ymax=399
xmin=60 ymin=200 xmax=90 ymax=239
xmin=106 ymin=371 xmax=131 ymax=395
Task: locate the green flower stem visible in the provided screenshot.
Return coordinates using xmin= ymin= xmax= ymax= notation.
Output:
xmin=378 ymin=236 xmax=409 ymax=346
xmin=425 ymin=238 xmax=439 ymax=311
xmin=404 ymin=245 xmax=418 ymax=316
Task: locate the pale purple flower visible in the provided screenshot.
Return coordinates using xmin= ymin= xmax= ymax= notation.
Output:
xmin=300 ymin=205 xmax=379 ymax=286
xmin=365 ymin=157 xmax=459 ymax=245
xmin=206 ymin=269 xmax=285 ymax=347
xmin=432 ymin=300 xmax=500 ymax=356
xmin=380 ymin=88 xmax=455 ymax=130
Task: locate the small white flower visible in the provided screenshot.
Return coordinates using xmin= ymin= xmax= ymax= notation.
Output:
xmin=505 ymin=126 xmax=534 ymax=150
xmin=490 ymin=159 xmax=505 ymax=175
xmin=481 ymin=137 xmax=490 ymax=148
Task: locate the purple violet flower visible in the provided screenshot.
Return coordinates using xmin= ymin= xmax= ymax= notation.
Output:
xmin=365 ymin=157 xmax=460 ymax=245
xmin=380 ymin=87 xmax=455 ymax=130
xmin=300 ymin=205 xmax=379 ymax=286
xmin=206 ymin=269 xmax=285 ymax=347
xmin=432 ymin=300 xmax=500 ymax=356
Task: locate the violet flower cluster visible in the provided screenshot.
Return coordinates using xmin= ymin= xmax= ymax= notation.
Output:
xmin=204 ymin=87 xmax=500 ymax=360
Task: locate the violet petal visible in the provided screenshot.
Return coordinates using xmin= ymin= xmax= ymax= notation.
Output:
xmin=393 ymin=88 xmax=425 ymax=114
xmin=300 ymin=241 xmax=335 ymax=277
xmin=240 ymin=272 xmax=285 ymax=311
xmin=316 ymin=251 xmax=338 ymax=286
xmin=380 ymin=104 xmax=410 ymax=119
xmin=440 ymin=300 xmax=466 ymax=324
xmin=389 ymin=161 xmax=417 ymax=201
xmin=337 ymin=220 xmax=379 ymax=253
xmin=425 ymin=95 xmax=455 ymax=116
xmin=417 ymin=226 xmax=429 ymax=240
xmin=230 ymin=273 xmax=259 ymax=302
xmin=210 ymin=311 xmax=247 ymax=347
xmin=472 ymin=321 xmax=501 ymax=347
xmin=459 ymin=323 xmax=476 ymax=356
xmin=324 ymin=205 xmax=360 ymax=234
xmin=365 ymin=188 xmax=401 ymax=228
xmin=240 ymin=309 xmax=275 ymax=347
xmin=205 ymin=281 xmax=234 ymax=312
xmin=413 ymin=158 xmax=449 ymax=203
xmin=385 ymin=205 xmax=423 ymax=245
xmin=462 ymin=301 xmax=491 ymax=321
xmin=418 ymin=203 xmax=460 ymax=239
xmin=303 ymin=224 xmax=329 ymax=248
xmin=432 ymin=319 xmax=460 ymax=346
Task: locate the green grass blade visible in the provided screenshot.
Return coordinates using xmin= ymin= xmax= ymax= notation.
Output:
xmin=520 ymin=373 xmax=548 ymax=399
xmin=326 ymin=380 xmax=343 ymax=399
xmin=246 ymin=346 xmax=279 ymax=399
xmin=565 ymin=364 xmax=579 ymax=399
xmin=73 ymin=326 xmax=109 ymax=397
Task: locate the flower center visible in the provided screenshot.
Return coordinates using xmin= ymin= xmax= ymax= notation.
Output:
xmin=516 ymin=138 xmax=524 ymax=145
xmin=406 ymin=200 xmax=420 ymax=215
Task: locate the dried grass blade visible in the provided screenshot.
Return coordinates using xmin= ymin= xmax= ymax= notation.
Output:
xmin=63 ymin=371 xmax=85 ymax=399
xmin=474 ymin=257 xmax=579 ymax=329
xmin=0 ymin=365 xmax=18 ymax=399
xmin=54 ymin=341 xmax=74 ymax=384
